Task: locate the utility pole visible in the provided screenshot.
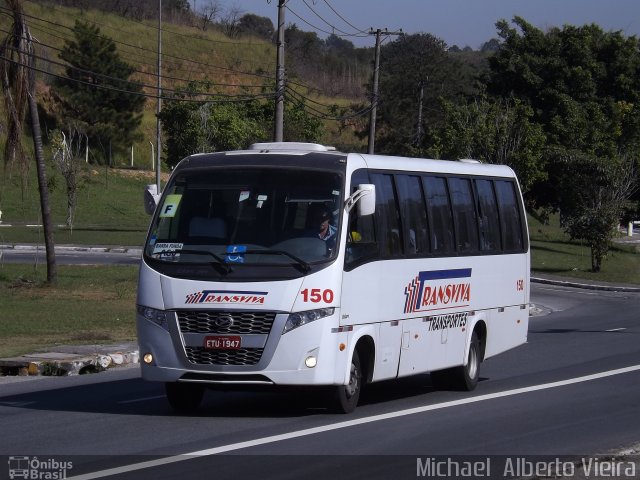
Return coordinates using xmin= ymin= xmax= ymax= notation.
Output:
xmin=274 ymin=0 xmax=286 ymax=142
xmin=156 ymin=0 xmax=162 ymax=193
xmin=415 ymin=79 xmax=425 ymax=146
xmin=367 ymin=28 xmax=402 ymax=154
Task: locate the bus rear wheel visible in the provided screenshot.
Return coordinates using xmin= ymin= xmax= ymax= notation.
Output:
xmin=331 ymin=351 xmax=362 ymax=414
xmin=165 ymin=382 xmax=205 ymax=413
xmin=431 ymin=331 xmax=481 ymax=391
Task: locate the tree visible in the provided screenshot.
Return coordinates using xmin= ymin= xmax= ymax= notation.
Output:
xmin=220 ymin=6 xmax=244 ymax=38
xmin=556 ymin=154 xmax=637 ymax=272
xmin=0 ymin=1 xmax=29 ymax=176
xmin=324 ymin=34 xmax=355 ymax=54
xmin=237 ymin=14 xmax=274 ymax=41
xmin=53 ymin=21 xmax=145 ymax=163
xmin=0 ymin=0 xmax=56 ymax=282
xmin=196 ymin=0 xmax=222 ymax=32
xmin=51 ymin=128 xmax=85 ymax=228
xmin=487 ymin=18 xmax=640 ymax=270
xmin=283 ymin=100 xmax=323 ymax=143
xmin=159 ymin=83 xmax=272 ymax=168
xmin=285 ymin=24 xmax=324 ymax=80
xmin=436 ymin=96 xmax=547 ymax=193
xmin=372 ymin=33 xmax=482 ymax=157
xmin=159 ymin=83 xmax=323 ymax=168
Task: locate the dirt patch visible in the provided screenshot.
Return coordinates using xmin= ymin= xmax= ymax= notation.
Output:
xmin=112 ymin=168 xmax=170 ymax=182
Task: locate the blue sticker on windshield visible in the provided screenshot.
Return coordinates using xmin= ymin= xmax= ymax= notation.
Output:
xmin=226 ymin=245 xmax=247 ymax=263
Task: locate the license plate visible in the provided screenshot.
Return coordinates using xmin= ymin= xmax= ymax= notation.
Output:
xmin=204 ymin=335 xmax=241 ymax=350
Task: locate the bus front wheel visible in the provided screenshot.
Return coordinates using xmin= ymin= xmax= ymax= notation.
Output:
xmin=165 ymin=382 xmax=205 ymax=413
xmin=331 ymin=351 xmax=362 ymax=414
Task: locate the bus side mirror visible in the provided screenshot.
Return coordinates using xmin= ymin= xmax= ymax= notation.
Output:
xmin=345 ymin=184 xmax=375 ymax=216
xmin=144 ymin=184 xmax=160 ymax=215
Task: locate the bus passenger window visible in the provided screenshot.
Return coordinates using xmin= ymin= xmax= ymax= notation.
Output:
xmin=448 ymin=177 xmax=479 ymax=253
xmin=423 ymin=176 xmax=455 ymax=254
xmin=475 ymin=179 xmax=502 ymax=252
xmin=395 ymin=175 xmax=429 ymax=255
xmin=495 ymin=180 xmax=525 ymax=252
xmin=371 ymin=173 xmax=403 ymax=257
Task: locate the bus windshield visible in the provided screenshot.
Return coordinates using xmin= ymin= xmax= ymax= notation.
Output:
xmin=144 ymin=168 xmax=344 ymax=272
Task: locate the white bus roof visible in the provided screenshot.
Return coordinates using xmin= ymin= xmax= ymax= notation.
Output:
xmin=354 ymin=153 xmax=517 ymax=178
xmin=189 ymin=143 xmax=517 ymax=179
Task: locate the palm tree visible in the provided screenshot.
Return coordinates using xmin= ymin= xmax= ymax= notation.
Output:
xmin=0 ymin=0 xmax=57 ymax=282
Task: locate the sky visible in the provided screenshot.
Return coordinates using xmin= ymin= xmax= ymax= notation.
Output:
xmin=191 ymin=0 xmax=640 ymax=49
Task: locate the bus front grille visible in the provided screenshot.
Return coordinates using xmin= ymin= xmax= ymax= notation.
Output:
xmin=177 ymin=311 xmax=276 ymax=334
xmin=185 ymin=347 xmax=264 ymax=366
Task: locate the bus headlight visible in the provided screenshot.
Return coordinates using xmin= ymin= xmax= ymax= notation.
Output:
xmin=283 ymin=308 xmax=335 ymax=334
xmin=137 ymin=305 xmax=170 ymax=331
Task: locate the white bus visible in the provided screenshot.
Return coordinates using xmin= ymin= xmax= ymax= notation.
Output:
xmin=137 ymin=142 xmax=530 ymax=413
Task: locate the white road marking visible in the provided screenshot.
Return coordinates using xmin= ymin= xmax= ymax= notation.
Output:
xmin=606 ymin=328 xmax=627 ymax=332
xmin=117 ymin=395 xmax=166 ymax=404
xmin=69 ymin=364 xmax=640 ymax=480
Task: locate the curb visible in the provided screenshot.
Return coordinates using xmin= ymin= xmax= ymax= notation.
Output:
xmin=0 ymin=345 xmax=139 ymax=377
xmin=531 ymin=276 xmax=640 ymax=293
xmin=0 ymin=244 xmax=142 ymax=255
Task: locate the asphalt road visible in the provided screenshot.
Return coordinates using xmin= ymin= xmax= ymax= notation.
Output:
xmin=0 ymin=284 xmax=639 ymax=480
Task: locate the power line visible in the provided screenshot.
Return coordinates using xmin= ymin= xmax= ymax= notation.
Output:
xmin=300 ymin=0 xmax=353 ymax=37
xmin=285 ymin=5 xmax=367 ymax=39
xmin=0 ymin=24 xmax=273 ymax=91
xmin=0 ymin=52 xmax=277 ymax=104
xmin=4 ymin=4 xmax=358 ymax=102
xmin=286 ymin=86 xmax=371 ymax=121
xmin=322 ymin=0 xmax=368 ymax=35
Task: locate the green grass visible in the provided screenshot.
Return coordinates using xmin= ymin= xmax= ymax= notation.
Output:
xmin=531 ymin=241 xmax=640 ymax=284
xmin=528 ymin=213 xmax=640 ymax=284
xmin=0 ymin=264 xmax=138 ymax=358
xmin=0 ymin=166 xmax=153 ymax=245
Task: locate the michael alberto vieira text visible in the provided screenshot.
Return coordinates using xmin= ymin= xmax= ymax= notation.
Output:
xmin=416 ymin=457 xmax=637 ymax=478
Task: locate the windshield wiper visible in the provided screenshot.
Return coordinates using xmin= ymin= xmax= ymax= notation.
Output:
xmin=244 ymin=249 xmax=311 ymax=274
xmin=152 ymin=248 xmax=232 ymax=274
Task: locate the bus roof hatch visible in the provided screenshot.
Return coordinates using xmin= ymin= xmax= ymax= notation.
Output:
xmin=248 ymin=142 xmax=336 ymax=152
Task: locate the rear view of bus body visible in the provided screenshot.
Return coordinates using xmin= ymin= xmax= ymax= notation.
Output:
xmin=137 ymin=143 xmax=530 ymax=413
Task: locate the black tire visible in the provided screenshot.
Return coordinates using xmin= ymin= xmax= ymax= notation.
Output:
xmin=431 ymin=331 xmax=481 ymax=391
xmin=331 ymin=351 xmax=362 ymax=414
xmin=165 ymin=382 xmax=205 ymax=413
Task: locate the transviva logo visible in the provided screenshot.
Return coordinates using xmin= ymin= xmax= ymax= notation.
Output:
xmin=186 ymin=290 xmax=268 ymax=305
xmin=404 ymin=268 xmax=472 ymax=314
